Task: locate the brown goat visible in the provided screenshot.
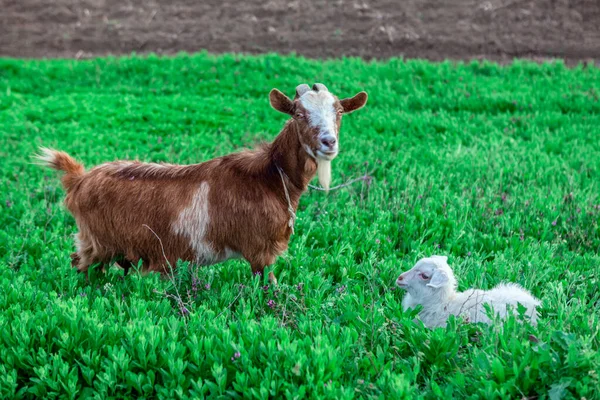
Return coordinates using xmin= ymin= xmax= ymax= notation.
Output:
xmin=38 ymin=83 xmax=368 ymax=283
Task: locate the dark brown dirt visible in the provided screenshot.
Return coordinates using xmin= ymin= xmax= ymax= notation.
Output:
xmin=1 ymin=0 xmax=599 ymax=64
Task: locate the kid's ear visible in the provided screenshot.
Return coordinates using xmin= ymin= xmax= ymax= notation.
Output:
xmin=269 ymin=89 xmax=295 ymax=116
xmin=427 ymin=270 xmax=449 ymax=289
xmin=431 ymin=255 xmax=448 ymax=263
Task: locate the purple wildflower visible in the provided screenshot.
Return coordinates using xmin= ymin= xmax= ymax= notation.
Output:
xmin=267 ymin=299 xmax=276 ymax=309
xmin=234 ymin=351 xmax=241 ymax=358
xmin=204 ymin=284 xmax=210 ymax=290
xmin=5 ymin=200 xmax=12 ymax=208
xmin=262 ymin=285 xmax=270 ymax=291
xmin=337 ymin=285 xmax=346 ymax=294
xmin=552 ymin=219 xmax=557 ymax=226
xmin=375 ymin=239 xmax=381 ymax=244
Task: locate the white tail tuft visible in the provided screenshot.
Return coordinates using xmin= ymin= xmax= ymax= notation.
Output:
xmin=34 ymin=147 xmax=59 ymax=167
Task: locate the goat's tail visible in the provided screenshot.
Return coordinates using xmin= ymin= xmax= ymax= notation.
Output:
xmin=35 ymin=147 xmax=85 ymax=191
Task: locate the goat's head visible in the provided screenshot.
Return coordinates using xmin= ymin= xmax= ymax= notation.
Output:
xmin=396 ymin=255 xmax=457 ymax=300
xmin=269 ymin=83 xmax=368 ymax=190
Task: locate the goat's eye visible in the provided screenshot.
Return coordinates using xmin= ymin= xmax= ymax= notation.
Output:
xmin=336 ymin=109 xmax=343 ymax=116
xmin=420 ymin=273 xmax=430 ymax=280
xmin=295 ymin=112 xmax=304 ymax=119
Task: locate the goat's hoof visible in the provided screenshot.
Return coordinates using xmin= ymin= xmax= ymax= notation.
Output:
xmin=268 ymin=272 xmax=278 ymax=285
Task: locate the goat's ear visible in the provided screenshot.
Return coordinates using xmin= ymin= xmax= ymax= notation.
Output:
xmin=427 ymin=270 xmax=449 ymax=289
xmin=431 ymin=255 xmax=448 ymax=263
xmin=340 ymin=91 xmax=368 ymax=114
xmin=269 ymin=89 xmax=295 ymax=116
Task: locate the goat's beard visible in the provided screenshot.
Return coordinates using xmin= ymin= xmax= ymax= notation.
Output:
xmin=317 ymin=159 xmax=332 ymax=192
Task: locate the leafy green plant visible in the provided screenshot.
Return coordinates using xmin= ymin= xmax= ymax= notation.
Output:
xmin=0 ymin=53 xmax=599 ymax=398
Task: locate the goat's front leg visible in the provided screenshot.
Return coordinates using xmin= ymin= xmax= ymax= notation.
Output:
xmin=115 ymin=258 xmax=137 ymax=276
xmin=250 ymin=263 xmax=278 ymax=285
xmin=268 ymin=271 xmax=278 ymax=285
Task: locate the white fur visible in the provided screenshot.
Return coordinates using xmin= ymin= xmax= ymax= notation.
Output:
xmin=300 ymin=90 xmax=339 ymax=159
xmin=300 ymin=90 xmax=338 ymax=190
xmin=397 ymin=256 xmax=540 ymax=328
xmin=35 ymin=147 xmax=58 ymax=166
xmin=316 ymin=159 xmax=332 ymax=191
xmin=172 ymin=182 xmax=220 ymax=265
xmin=300 ymin=91 xmax=337 ymax=138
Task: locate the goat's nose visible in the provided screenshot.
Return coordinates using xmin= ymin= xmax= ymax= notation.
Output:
xmin=320 ymin=136 xmax=337 ymax=148
xmin=397 ymin=276 xmax=404 ymax=282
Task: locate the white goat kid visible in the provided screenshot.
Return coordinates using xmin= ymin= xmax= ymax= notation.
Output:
xmin=396 ymin=256 xmax=540 ymax=328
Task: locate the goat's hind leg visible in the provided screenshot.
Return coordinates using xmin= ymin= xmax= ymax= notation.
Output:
xmin=72 ymin=232 xmax=105 ymax=274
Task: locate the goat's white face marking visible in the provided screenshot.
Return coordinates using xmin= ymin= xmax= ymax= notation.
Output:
xmin=173 ymin=182 xmax=220 ymax=265
xmin=299 ymin=90 xmax=339 ymax=160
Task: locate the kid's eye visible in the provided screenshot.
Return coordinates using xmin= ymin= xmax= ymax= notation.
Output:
xmin=420 ymin=273 xmax=430 ymax=280
xmin=295 ymin=112 xmax=304 ymax=119
xmin=336 ymin=109 xmax=343 ymax=115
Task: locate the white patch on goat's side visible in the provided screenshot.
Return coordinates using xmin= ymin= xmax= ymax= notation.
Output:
xmin=317 ymin=159 xmax=332 ymax=191
xmin=173 ymin=182 xmax=219 ymax=265
xmin=300 ymin=91 xmax=337 ymax=137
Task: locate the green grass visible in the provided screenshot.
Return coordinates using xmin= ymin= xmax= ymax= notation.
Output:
xmin=1 ymin=52 xmax=599 ymax=399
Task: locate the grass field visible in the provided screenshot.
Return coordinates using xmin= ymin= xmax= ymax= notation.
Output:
xmin=1 ymin=53 xmax=599 ymax=399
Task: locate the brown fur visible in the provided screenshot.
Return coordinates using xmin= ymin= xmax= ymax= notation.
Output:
xmin=38 ymin=85 xmax=368 ymax=281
